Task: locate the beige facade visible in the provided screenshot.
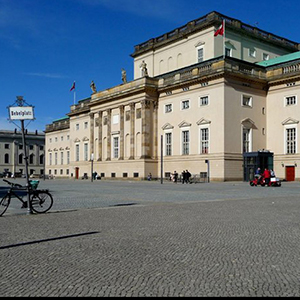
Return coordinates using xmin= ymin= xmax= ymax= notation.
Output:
xmin=45 ymin=11 xmax=300 ymax=181
xmin=0 ymin=130 xmax=45 ymax=177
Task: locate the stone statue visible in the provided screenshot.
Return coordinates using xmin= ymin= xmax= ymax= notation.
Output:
xmin=90 ymin=81 xmax=97 ymax=93
xmin=140 ymin=60 xmax=148 ymax=77
xmin=121 ymin=68 xmax=127 ymax=83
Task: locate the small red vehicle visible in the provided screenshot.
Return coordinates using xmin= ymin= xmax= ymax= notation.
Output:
xmin=250 ymin=176 xmax=281 ymax=187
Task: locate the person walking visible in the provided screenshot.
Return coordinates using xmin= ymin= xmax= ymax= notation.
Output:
xmin=173 ymin=171 xmax=178 ymax=183
xmin=186 ymin=170 xmax=191 ymax=184
xmin=181 ymin=170 xmax=186 ymax=184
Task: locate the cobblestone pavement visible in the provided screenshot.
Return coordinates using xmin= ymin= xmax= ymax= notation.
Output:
xmin=1 ymin=179 xmax=300 ymax=296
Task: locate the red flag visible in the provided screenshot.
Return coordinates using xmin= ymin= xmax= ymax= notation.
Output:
xmin=70 ymin=81 xmax=75 ymax=91
xmin=214 ymin=21 xmax=224 ymax=37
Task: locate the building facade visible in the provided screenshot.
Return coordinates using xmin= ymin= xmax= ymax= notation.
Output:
xmin=0 ymin=129 xmax=45 ymax=177
xmin=45 ymin=11 xmax=300 ymax=181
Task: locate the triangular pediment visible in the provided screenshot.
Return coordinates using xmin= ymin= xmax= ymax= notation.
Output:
xmin=197 ymin=118 xmax=211 ymax=126
xmin=83 ymin=137 xmax=89 ymax=142
xmin=162 ymin=123 xmax=174 ymax=130
xmin=282 ymin=117 xmax=299 ymax=125
xmin=195 ymin=41 xmax=205 ymax=48
xmin=241 ymin=118 xmax=257 ymax=129
xmin=74 ymin=138 xmax=80 ymax=143
xmin=178 ymin=121 xmax=192 ymax=128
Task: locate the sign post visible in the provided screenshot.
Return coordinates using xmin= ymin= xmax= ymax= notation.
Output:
xmin=8 ymin=96 xmax=35 ymax=215
xmin=91 ymin=153 xmax=94 ymax=182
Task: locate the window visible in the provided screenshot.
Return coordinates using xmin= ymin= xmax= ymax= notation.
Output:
xmin=113 ymin=115 xmax=119 ymax=124
xmin=55 ymin=137 xmax=58 ymax=142
xmin=67 ymin=151 xmax=70 ymax=164
xmin=197 ymin=47 xmax=204 ymax=62
xmin=125 ymin=111 xmax=130 ymax=121
xmin=61 ymin=136 xmax=64 ymax=142
xmin=76 ymin=144 xmax=80 ymax=161
xmin=242 ymin=95 xmax=252 ymax=107
xmin=4 ymin=154 xmax=9 ymax=164
xmin=76 ymin=124 xmax=79 ymax=131
xmin=19 ymin=145 xmax=23 ymax=150
xmin=61 ymin=152 xmax=64 ymax=165
xmin=67 ymin=135 xmax=70 ymax=141
xmin=182 ymin=131 xmax=190 ymax=155
xmin=243 ymin=128 xmax=251 ymax=153
xmin=136 ymin=108 xmax=141 ymax=119
xmin=40 ymin=146 xmax=44 ymax=151
xmin=29 ymin=154 xmax=34 ymax=164
xmin=40 ymin=155 xmax=44 ymax=165
xmin=285 ymin=96 xmax=296 ymax=106
xmin=113 ymin=137 xmax=119 ymax=159
xmin=49 ymin=153 xmax=52 ymax=166
xmin=225 ymin=48 xmax=232 ymax=57
xmin=49 ymin=138 xmax=52 ymax=143
xmin=249 ymin=48 xmax=256 ymax=58
xmin=55 ymin=153 xmax=58 ymax=165
xmin=4 ymin=144 xmax=9 ymax=149
xmin=29 ymin=145 xmax=34 ymax=150
xmin=286 ymin=128 xmax=296 ymax=154
xmin=165 ymin=104 xmax=173 ymax=113
xmin=200 ymin=96 xmax=209 ymax=106
xmin=84 ymin=143 xmax=89 ymax=161
xmin=181 ymin=100 xmax=190 ymax=110
xmin=201 ymin=128 xmax=209 ymax=154
xmin=165 ymin=132 xmax=172 ymax=156
xmin=60 ymin=169 xmax=63 ymax=175
xmin=84 ymin=122 xmax=88 ymax=129
xmin=66 ymin=169 xmax=69 ymax=175
xmin=263 ymin=53 xmax=269 ymax=61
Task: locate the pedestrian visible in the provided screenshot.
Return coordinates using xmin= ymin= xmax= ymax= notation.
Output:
xmin=181 ymin=170 xmax=186 ymax=184
xmin=186 ymin=170 xmax=191 ymax=184
xmin=255 ymin=167 xmax=261 ymax=178
xmin=270 ymin=169 xmax=275 ymax=178
xmin=147 ymin=173 xmax=152 ymax=181
xmin=173 ymin=171 xmax=178 ymax=183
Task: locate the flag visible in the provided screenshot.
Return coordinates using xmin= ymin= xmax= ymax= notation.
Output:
xmin=214 ymin=21 xmax=224 ymax=37
xmin=70 ymin=81 xmax=76 ymax=92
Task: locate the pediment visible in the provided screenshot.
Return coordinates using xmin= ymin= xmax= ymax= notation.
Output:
xmin=195 ymin=41 xmax=205 ymax=48
xmin=197 ymin=118 xmax=211 ymax=126
xmin=162 ymin=123 xmax=174 ymax=130
xmin=178 ymin=121 xmax=192 ymax=128
xmin=241 ymin=118 xmax=257 ymax=129
xmin=82 ymin=137 xmax=89 ymax=142
xmin=65 ymin=147 xmax=70 ymax=150
xmin=282 ymin=117 xmax=299 ymax=125
xmin=59 ymin=147 xmax=64 ymax=151
xmin=74 ymin=138 xmax=80 ymax=143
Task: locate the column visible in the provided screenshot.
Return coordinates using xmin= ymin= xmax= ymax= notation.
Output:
xmin=90 ymin=113 xmax=95 ymax=159
xmin=119 ymin=105 xmax=124 ymax=160
xmin=140 ymin=99 xmax=151 ymax=159
xmin=97 ymin=111 xmax=103 ymax=161
xmin=129 ymin=103 xmax=135 ymax=160
xmin=106 ymin=109 xmax=111 ymax=161
xmin=153 ymin=100 xmax=159 ymax=159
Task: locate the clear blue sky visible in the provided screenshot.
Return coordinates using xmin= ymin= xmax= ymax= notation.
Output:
xmin=1 ymin=0 xmax=299 ymax=132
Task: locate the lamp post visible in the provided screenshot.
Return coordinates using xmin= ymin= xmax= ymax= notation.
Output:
xmin=91 ymin=153 xmax=94 ymax=182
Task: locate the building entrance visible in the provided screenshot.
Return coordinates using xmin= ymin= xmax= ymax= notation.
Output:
xmin=286 ymin=166 xmax=295 ymax=181
xmin=243 ymin=151 xmax=274 ymax=182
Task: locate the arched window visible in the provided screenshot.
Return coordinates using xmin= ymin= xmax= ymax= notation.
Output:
xmin=40 ymin=154 xmax=44 ymax=165
xmin=4 ymin=154 xmax=9 ymax=164
xmin=29 ymin=154 xmax=34 ymax=165
xmin=19 ymin=154 xmax=23 ymax=164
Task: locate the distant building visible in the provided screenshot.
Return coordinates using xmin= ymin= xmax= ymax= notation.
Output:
xmin=0 ymin=129 xmax=45 ymax=177
xmin=45 ymin=11 xmax=300 ymax=181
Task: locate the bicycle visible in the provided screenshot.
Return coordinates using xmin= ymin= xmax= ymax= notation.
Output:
xmin=0 ymin=179 xmax=53 ymax=216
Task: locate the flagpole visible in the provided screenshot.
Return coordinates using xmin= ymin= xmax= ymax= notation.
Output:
xmin=223 ymin=20 xmax=225 ymax=59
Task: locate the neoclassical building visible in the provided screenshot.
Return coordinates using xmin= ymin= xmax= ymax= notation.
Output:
xmin=0 ymin=129 xmax=45 ymax=177
xmin=45 ymin=11 xmax=300 ymax=181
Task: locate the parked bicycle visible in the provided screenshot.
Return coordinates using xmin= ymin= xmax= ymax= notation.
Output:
xmin=0 ymin=179 xmax=53 ymax=216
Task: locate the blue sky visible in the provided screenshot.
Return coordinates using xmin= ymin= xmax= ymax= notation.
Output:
xmin=1 ymin=0 xmax=299 ymax=132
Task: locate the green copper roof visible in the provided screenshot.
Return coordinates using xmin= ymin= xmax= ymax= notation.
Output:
xmin=257 ymin=51 xmax=300 ymax=67
xmin=53 ymin=116 xmax=70 ymax=123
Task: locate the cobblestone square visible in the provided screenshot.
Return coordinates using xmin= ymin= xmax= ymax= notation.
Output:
xmin=1 ymin=179 xmax=300 ymax=297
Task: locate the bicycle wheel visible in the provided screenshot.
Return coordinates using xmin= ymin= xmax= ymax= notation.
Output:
xmin=30 ymin=191 xmax=53 ymax=214
xmin=0 ymin=194 xmax=11 ymax=216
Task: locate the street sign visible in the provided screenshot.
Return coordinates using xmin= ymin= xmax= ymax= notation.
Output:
xmin=8 ymin=106 xmax=34 ymax=120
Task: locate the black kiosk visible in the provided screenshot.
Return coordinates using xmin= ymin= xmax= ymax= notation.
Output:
xmin=243 ymin=151 xmax=274 ymax=182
